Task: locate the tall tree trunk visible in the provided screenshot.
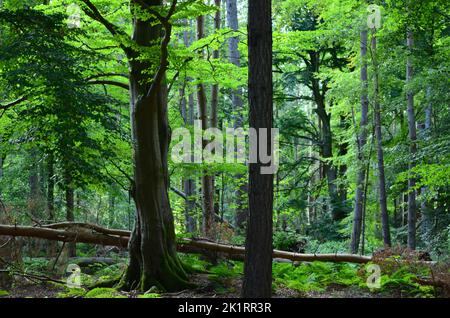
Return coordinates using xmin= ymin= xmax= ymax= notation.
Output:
xmin=121 ymin=0 xmax=190 ymax=292
xmin=46 ymin=153 xmax=55 ymax=222
xmin=196 ymin=14 xmax=215 ymax=238
xmin=242 ymin=0 xmax=273 ymax=298
xmin=226 ymin=0 xmax=248 ymax=230
xmin=211 ymin=0 xmax=220 ymax=131
xmin=372 ymin=33 xmax=391 ymax=247
xmin=338 ymin=115 xmax=349 ymax=203
xmin=421 ymin=87 xmax=432 ymax=239
xmin=108 ymin=191 xmax=115 ymax=228
xmin=29 ymin=148 xmax=40 ymax=218
xmin=406 ymin=29 xmax=417 ymax=250
xmin=309 ymin=51 xmax=341 ymax=221
xmin=210 ymin=0 xmax=221 ymax=217
xmin=64 ymin=172 xmax=76 ymax=257
xmin=180 ymin=22 xmax=197 ymax=234
xmin=351 ymin=30 xmax=369 ymax=254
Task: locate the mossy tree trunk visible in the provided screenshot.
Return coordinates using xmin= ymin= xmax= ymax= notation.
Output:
xmin=119 ymin=0 xmax=191 ymax=292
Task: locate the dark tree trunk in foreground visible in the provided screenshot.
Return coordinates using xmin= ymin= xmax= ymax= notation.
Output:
xmin=227 ymin=0 xmax=248 ymax=230
xmin=242 ymin=0 xmax=273 ymax=298
xmin=371 ymin=34 xmax=391 ymax=248
xmin=119 ymin=0 xmax=190 ymax=291
xmin=406 ymin=29 xmax=417 ymax=250
xmin=196 ymin=14 xmax=215 ymax=238
xmin=351 ymin=30 xmax=369 ymax=254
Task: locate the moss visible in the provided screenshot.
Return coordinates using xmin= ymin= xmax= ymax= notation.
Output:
xmin=0 ymin=290 xmax=9 ymax=297
xmin=57 ymin=288 xmax=86 ymax=298
xmin=138 ymin=293 xmax=161 ymax=298
xmin=84 ymin=287 xmax=127 ymax=298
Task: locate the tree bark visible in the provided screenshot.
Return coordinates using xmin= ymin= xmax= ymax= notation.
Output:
xmin=372 ymin=34 xmax=391 ymax=248
xmin=243 ymin=0 xmax=273 ymax=298
xmin=196 ymin=13 xmax=215 ymax=239
xmin=29 ymin=148 xmax=40 ymax=218
xmin=210 ymin=0 xmax=221 ymax=218
xmin=351 ymin=30 xmax=369 ymax=254
xmin=46 ymin=153 xmax=55 ymax=222
xmin=420 ymin=87 xmax=432 ymax=239
xmin=211 ymin=0 xmax=221 ymax=131
xmin=309 ymin=51 xmax=341 ymax=221
xmin=406 ymin=29 xmax=417 ymax=250
xmin=179 ymin=23 xmax=197 ymax=234
xmin=64 ymin=172 xmax=76 ymax=257
xmin=120 ymin=0 xmax=191 ymax=292
xmin=226 ymin=0 xmax=248 ymax=230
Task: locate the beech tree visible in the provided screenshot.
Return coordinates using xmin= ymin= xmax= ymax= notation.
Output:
xmin=78 ymin=0 xmax=191 ymax=291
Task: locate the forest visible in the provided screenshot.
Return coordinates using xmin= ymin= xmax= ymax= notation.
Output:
xmin=0 ymin=0 xmax=449 ymax=300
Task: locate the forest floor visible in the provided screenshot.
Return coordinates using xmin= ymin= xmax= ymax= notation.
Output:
xmin=161 ymin=274 xmax=382 ymax=298
xmin=1 ymin=273 xmax=405 ymax=298
xmin=1 ymin=253 xmax=447 ymax=298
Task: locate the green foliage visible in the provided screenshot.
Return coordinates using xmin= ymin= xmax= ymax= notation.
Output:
xmin=209 ymin=261 xmax=243 ymax=280
xmin=84 ymin=287 xmax=126 ymax=298
xmin=304 ymin=240 xmax=351 ymax=254
xmin=138 ymin=293 xmax=161 ymax=298
xmin=178 ymin=253 xmax=209 ymax=272
xmin=0 ymin=290 xmax=9 ymax=297
xmin=379 ymin=268 xmax=434 ymax=297
xmin=273 ymin=262 xmax=363 ymax=293
xmin=57 ymin=288 xmax=87 ymax=298
xmin=23 ymin=258 xmax=50 ymax=273
xmin=273 ymin=231 xmax=307 ymax=252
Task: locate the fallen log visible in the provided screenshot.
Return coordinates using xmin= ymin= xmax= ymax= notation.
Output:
xmin=69 ymin=257 xmax=119 ymax=267
xmin=0 ymin=224 xmax=372 ymax=264
xmin=0 ymin=225 xmax=129 ymax=248
xmin=178 ymin=239 xmax=372 ymax=264
xmin=43 ymin=222 xmax=130 ymax=237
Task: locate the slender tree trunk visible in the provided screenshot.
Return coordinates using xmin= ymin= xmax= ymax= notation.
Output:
xmin=351 ymin=30 xmax=369 ymax=254
xmin=180 ymin=23 xmax=197 ymax=234
xmin=47 ymin=153 xmax=55 ymax=222
xmin=406 ymin=29 xmax=417 ymax=250
xmin=64 ymin=172 xmax=76 ymax=257
xmin=309 ymin=50 xmax=341 ymax=221
xmin=338 ymin=114 xmax=349 ymax=203
xmin=180 ymin=86 xmax=197 ymax=233
xmin=227 ymin=0 xmax=248 ymax=230
xmin=372 ymin=33 xmax=391 ymax=247
xmin=29 ymin=148 xmax=40 ymax=218
xmin=211 ymin=0 xmax=220 ymax=131
xmin=108 ymin=191 xmax=115 ymax=228
xmin=210 ymin=0 xmax=221 ymax=217
xmin=121 ymin=0 xmax=190 ymax=292
xmin=196 ymin=14 xmax=215 ymax=238
xmin=421 ymin=87 xmax=432 ymax=239
xmin=242 ymin=0 xmax=273 ymax=298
